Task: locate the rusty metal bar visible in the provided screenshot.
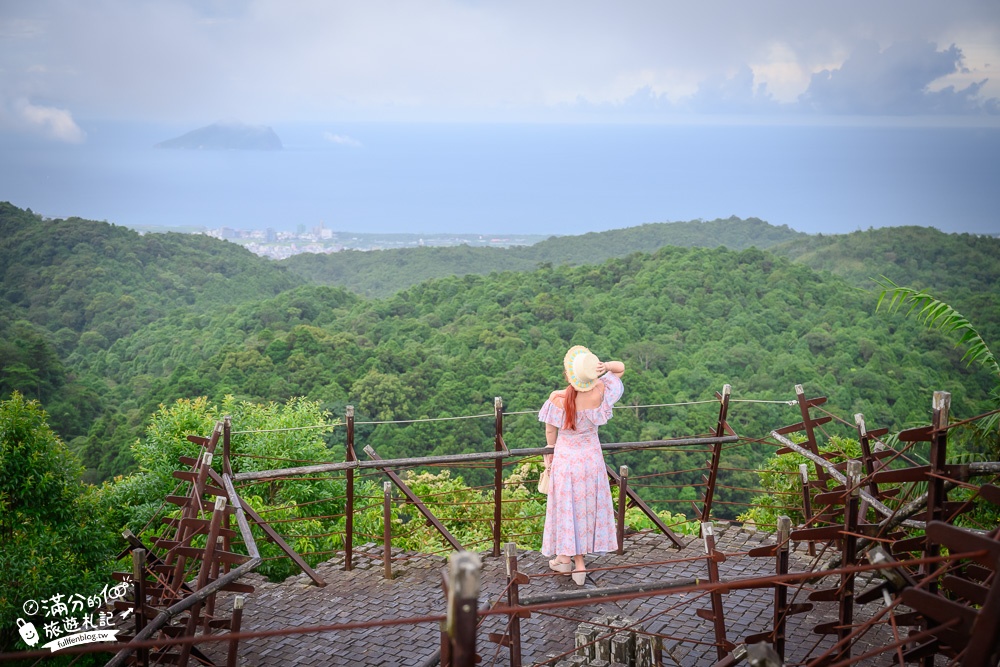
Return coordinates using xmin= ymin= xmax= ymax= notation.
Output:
xmin=925 ymin=392 xmax=950 ymax=585
xmin=493 ymin=397 xmax=504 ymax=558
xmin=963 ymin=555 xmax=1000 ymax=666
xmin=226 ymin=594 xmax=244 ymax=667
xmin=700 ymin=385 xmax=732 ymax=523
xmin=854 ymin=413 xmax=889 ymax=500
xmin=799 ymin=464 xmax=816 ymax=557
xmin=772 ymin=431 xmax=922 ymax=529
xmin=177 ymin=495 xmax=228 ymax=667
xmin=232 ymin=435 xmax=740 ymax=482
xmin=223 ymin=415 xmax=232 ymax=476
xmin=795 ymin=384 xmax=829 ymax=484
xmin=345 ymin=405 xmax=355 ymax=571
xmin=105 ymin=472 xmax=262 ymax=667
xmin=504 ymin=543 xmax=523 ymax=667
xmin=166 ymin=425 xmax=222 ymax=596
xmin=607 ymin=464 xmax=683 ymax=548
xmin=383 ymin=482 xmax=393 ymax=580
xmin=774 ymin=516 xmax=791 ymax=660
xmin=837 ymin=460 xmax=861 ymax=663
xmin=203 ymin=535 xmax=223 ymax=632
xmin=132 ymin=548 xmax=149 ymax=667
xmin=617 ymin=465 xmax=629 ymax=556
xmin=439 ymin=572 xmax=452 ymax=667
xmin=446 ymin=552 xmax=481 ymax=667
xmin=205 ymin=467 xmax=326 ymax=586
xmin=701 ymin=522 xmax=731 ymax=660
xmin=365 ymin=444 xmax=464 ymax=552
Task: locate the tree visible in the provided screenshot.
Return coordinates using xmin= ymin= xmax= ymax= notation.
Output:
xmin=0 ymin=392 xmax=117 ymax=652
xmin=876 ymin=277 xmax=999 ymax=458
xmin=102 ymin=395 xmax=344 ymax=582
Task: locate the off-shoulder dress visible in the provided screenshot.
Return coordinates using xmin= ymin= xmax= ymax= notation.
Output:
xmin=538 ymin=373 xmax=624 ymax=557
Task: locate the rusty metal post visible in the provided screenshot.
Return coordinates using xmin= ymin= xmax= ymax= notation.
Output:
xmin=921 ymin=392 xmax=950 ymax=667
xmin=440 ymin=625 xmax=452 ymax=667
xmin=132 ymin=548 xmax=148 ymax=667
xmin=221 ymin=418 xmax=233 ymax=575
xmin=836 ymin=460 xmax=861 ymax=663
xmin=926 ymin=393 xmax=950 ymax=560
xmin=226 ymin=594 xmax=244 ymax=667
xmin=345 ymin=405 xmax=355 ymax=571
xmin=203 ymin=535 xmax=223 ymax=631
xmin=447 ymin=552 xmax=482 ymax=667
xmin=617 ymin=465 xmax=629 ymax=555
xmin=493 ymin=397 xmax=504 ymax=557
xmin=504 ymin=543 xmax=523 ymax=667
xmin=440 ymin=573 xmax=452 ymax=667
xmin=774 ymin=516 xmax=790 ymax=661
xmin=700 ymin=385 xmax=731 ymax=523
xmin=166 ymin=424 xmax=221 ymax=594
xmin=383 ymin=481 xmax=393 ymax=580
xmin=223 ymin=415 xmax=232 ymax=476
xmin=854 ymin=413 xmax=879 ymax=497
xmin=795 ymin=384 xmax=829 ymax=484
xmin=177 ymin=495 xmax=228 ymax=667
xmin=365 ymin=444 xmax=464 ymax=551
xmin=701 ymin=522 xmax=730 ymax=660
xmin=799 ymin=463 xmax=815 ymax=557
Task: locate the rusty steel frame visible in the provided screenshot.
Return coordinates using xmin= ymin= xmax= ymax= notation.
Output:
xmin=12 ymin=384 xmax=996 ymax=667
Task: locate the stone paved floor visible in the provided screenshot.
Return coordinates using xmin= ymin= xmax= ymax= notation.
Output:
xmin=208 ymin=524 xmax=910 ymax=666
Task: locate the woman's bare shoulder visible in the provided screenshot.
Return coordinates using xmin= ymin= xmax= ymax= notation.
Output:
xmin=578 ymin=382 xmax=605 ymax=408
xmin=548 ymin=389 xmax=565 ymax=407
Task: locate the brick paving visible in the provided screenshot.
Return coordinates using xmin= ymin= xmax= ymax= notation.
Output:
xmin=208 ymin=526 xmax=907 ymax=666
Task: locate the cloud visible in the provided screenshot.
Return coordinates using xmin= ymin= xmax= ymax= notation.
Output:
xmin=682 ymin=65 xmax=781 ymax=114
xmin=1 ymin=1 xmax=999 ymax=124
xmin=322 ymin=132 xmax=362 ymax=147
xmin=799 ymin=39 xmax=998 ymax=115
xmin=8 ymin=98 xmax=86 ymax=142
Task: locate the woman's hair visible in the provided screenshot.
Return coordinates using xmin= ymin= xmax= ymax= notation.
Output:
xmin=562 ymin=384 xmax=578 ymax=430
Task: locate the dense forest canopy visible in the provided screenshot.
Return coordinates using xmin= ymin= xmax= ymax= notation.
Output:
xmin=1 ymin=202 xmax=997 ymax=490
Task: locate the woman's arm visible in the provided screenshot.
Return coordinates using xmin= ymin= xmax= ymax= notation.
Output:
xmin=544 ymin=423 xmax=558 ymax=467
xmin=597 ymin=360 xmax=625 ymax=378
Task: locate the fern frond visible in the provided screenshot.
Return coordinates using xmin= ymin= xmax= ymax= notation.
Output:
xmin=874 ymin=276 xmax=1000 ymax=378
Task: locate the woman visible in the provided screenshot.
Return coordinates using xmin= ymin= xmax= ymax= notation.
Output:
xmin=540 ymin=345 xmax=625 ymax=585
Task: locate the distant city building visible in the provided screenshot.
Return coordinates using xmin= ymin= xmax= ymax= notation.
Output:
xmin=194 ymin=225 xmax=543 ymax=259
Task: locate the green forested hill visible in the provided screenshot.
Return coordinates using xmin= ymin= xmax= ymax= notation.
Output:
xmin=771 ymin=226 xmax=1000 ymax=342
xmin=85 ymin=247 xmax=997 ymax=490
xmin=280 ymin=216 xmax=804 ymax=298
xmin=1 ymin=203 xmax=997 ymax=490
xmin=0 ymin=202 xmax=303 ymax=449
xmin=771 ymin=226 xmax=999 ymax=292
xmin=0 ymin=203 xmax=301 ymax=338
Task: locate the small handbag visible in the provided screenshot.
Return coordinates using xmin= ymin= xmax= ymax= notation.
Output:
xmin=538 ymin=467 xmax=551 ymax=494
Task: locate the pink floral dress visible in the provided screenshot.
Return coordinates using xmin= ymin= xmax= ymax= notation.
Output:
xmin=539 ymin=373 xmax=624 ymax=557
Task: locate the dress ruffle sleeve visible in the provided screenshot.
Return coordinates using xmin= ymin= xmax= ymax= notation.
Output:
xmin=539 ymin=374 xmax=624 ymax=428
xmin=577 ymin=374 xmax=625 ymax=427
xmin=538 ymin=400 xmax=565 ymax=427
xmin=601 ymin=373 xmax=624 ymax=406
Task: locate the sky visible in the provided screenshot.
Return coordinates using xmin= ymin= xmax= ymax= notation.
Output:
xmin=2 ymin=0 xmax=999 ymax=137
xmin=0 ymin=1 xmax=998 ymax=236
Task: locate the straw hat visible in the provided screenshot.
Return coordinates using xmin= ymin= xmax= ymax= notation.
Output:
xmin=563 ymin=345 xmax=602 ymax=392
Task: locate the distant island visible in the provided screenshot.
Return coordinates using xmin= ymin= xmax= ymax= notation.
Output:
xmin=155 ymin=121 xmax=283 ymax=151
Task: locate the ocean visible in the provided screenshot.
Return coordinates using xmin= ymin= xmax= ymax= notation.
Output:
xmin=1 ymin=121 xmax=998 ymax=236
